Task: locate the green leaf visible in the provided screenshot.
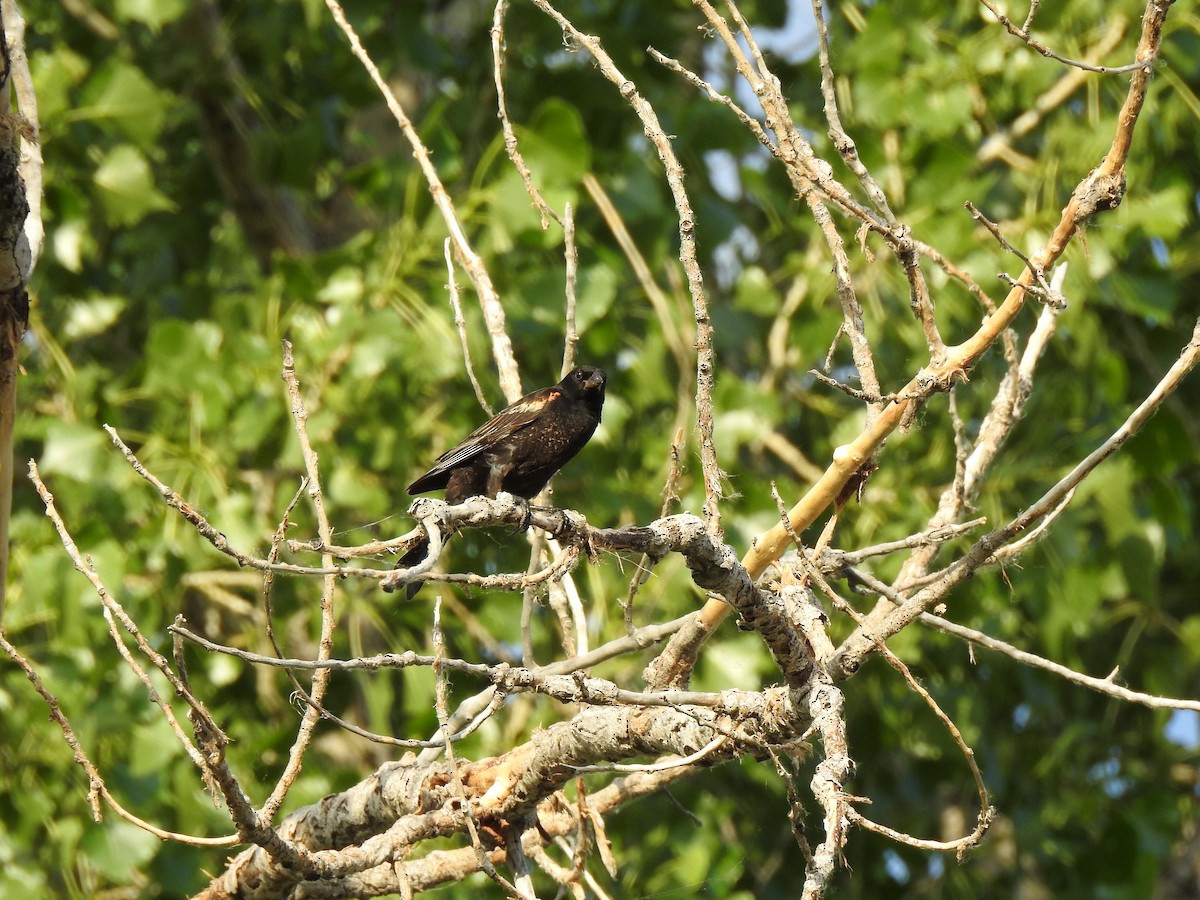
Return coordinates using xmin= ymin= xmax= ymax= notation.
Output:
xmin=573 ymin=264 xmax=618 ymax=333
xmin=115 ymin=0 xmax=188 ymax=30
xmin=93 ymin=145 xmax=176 ymax=226
xmin=80 ymin=820 xmax=160 ymax=883
xmin=40 ymin=423 xmax=107 ymax=483
xmin=75 ymin=62 xmax=170 ymax=145
xmin=30 ymin=48 xmax=89 ymax=124
xmin=63 ymin=297 xmax=126 ymax=341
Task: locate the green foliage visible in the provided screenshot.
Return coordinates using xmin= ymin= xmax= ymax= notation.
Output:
xmin=5 ymin=0 xmax=1200 ymax=897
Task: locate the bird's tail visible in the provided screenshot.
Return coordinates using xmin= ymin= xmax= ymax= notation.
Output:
xmin=387 ymin=529 xmax=454 ymax=600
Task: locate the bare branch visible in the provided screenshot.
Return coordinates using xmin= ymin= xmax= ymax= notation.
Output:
xmin=669 ymin=0 xmax=1174 ymax=678
xmin=922 ymin=612 xmax=1200 ymax=712
xmin=836 ymin=316 xmax=1200 ymax=675
xmin=798 ymin=565 xmax=994 ymax=861
xmin=531 ymin=1 xmax=723 ymax=536
xmin=978 ymin=0 xmax=1152 ymax=74
xmin=444 ymin=239 xmax=495 ymax=417
xmin=560 ymin=201 xmax=579 ymax=375
xmin=979 ymin=15 xmax=1132 ymax=164
xmin=0 ymin=632 xmax=238 ymax=846
xmin=199 ymin=690 xmax=806 ymax=897
xmin=322 ymin=0 xmax=522 ymax=401
xmin=433 ymin=599 xmax=522 ymax=896
xmin=28 ymin=460 xmax=225 ymax=765
xmin=492 ymin=0 xmax=559 ymax=230
xmin=272 ymin=341 xmax=338 ymax=820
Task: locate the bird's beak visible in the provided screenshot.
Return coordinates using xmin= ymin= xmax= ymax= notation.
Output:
xmin=584 ymin=371 xmax=606 ymax=390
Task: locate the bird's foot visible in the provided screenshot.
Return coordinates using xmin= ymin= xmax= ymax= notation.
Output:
xmin=517 ymin=496 xmax=534 ymax=533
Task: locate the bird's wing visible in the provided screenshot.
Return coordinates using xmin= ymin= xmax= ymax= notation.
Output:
xmin=407 ymin=387 xmax=559 ymax=493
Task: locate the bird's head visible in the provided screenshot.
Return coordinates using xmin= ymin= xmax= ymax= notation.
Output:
xmin=556 ymin=367 xmax=604 ymax=420
xmin=562 ymin=365 xmax=606 ymax=393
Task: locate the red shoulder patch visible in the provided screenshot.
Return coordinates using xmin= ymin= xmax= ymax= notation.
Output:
xmin=515 ymin=390 xmax=556 ymax=412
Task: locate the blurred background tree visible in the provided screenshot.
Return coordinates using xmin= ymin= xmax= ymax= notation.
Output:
xmin=2 ymin=0 xmax=1198 ymax=896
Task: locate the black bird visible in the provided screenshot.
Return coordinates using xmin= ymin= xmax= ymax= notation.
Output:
xmin=408 ymin=365 xmax=607 ymax=503
xmin=388 ymin=365 xmax=607 ymax=594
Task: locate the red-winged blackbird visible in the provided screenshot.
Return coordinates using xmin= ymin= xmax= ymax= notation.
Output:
xmin=388 ymin=365 xmax=607 ymax=595
xmin=408 ymin=365 xmax=607 ymax=502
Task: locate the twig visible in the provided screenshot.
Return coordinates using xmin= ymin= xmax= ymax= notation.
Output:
xmin=781 ymin=512 xmax=992 ymax=865
xmin=965 ymin=201 xmax=1064 ymax=308
xmin=444 ymin=239 xmax=495 ymax=417
xmin=622 ymin=426 xmax=686 ymax=636
xmin=521 ymin=536 xmax=544 ymax=667
xmin=660 ymin=5 xmax=985 ymax=311
xmin=294 ymin=682 xmax=506 ymax=751
xmin=105 ymin=424 xmax=271 ymax=570
xmin=566 ymin=735 xmax=727 ymax=774
xmin=547 ymin=535 xmax=588 ymax=656
xmin=530 ymin=0 xmax=722 ymax=535
xmin=492 ymin=0 xmax=559 ymax=230
xmin=277 ymin=340 xmax=338 ymax=813
xmin=766 ymin=748 xmax=816 ymax=868
xmin=799 ymin=565 xmax=994 ymax=862
xmin=1022 ymin=0 xmax=1041 ymax=33
xmin=286 ymin=527 xmax=426 ymax=558
xmin=582 ymin=172 xmax=698 ymax=471
xmin=809 ymin=0 xmax=894 ymax=220
xmin=171 ymin=621 xmax=765 ymax=711
xmin=323 ymin=0 xmax=522 ymax=402
xmin=948 ymin=389 xmax=970 ymax=508
xmin=504 ymin=820 xmax=537 ymax=900
xmin=807 ymin=369 xmax=897 ymax=404
xmin=581 ymin=174 xmax=693 ymax=379
xmin=27 ymin=460 xmax=224 ymax=764
xmin=979 ymin=16 xmax=1131 ymax=164
xmin=704 ymin=0 xmax=942 ymax=363
xmin=260 ymin=478 xmax=309 ymax=699
xmin=921 ymin=612 xmax=1200 ymax=711
xmin=561 ymin=202 xmax=579 ymax=375
xmin=414 ymin=611 xmax=696 ymax=768
xmin=885 ymin=269 xmax=1067 ymax=605
xmin=0 ymin=631 xmax=238 ymax=846
xmin=978 ymin=0 xmax=1152 ymax=74
xmin=810 ymin=0 xmax=943 ymax=362
xmin=817 ymin=517 xmax=988 ymax=569
xmin=545 ymin=569 xmax=579 ymax=659
xmin=710 ymin=0 xmax=892 ymax=400
xmin=846 ymin=804 xmax=995 ymax=855
xmin=990 ymin=487 xmax=1073 ymax=560
xmin=433 ymin=599 xmax=522 ymax=895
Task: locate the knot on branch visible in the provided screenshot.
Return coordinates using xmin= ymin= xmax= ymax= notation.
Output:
xmin=914 ymin=363 xmax=969 ymax=396
xmin=1072 ymin=167 xmax=1126 ymax=222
